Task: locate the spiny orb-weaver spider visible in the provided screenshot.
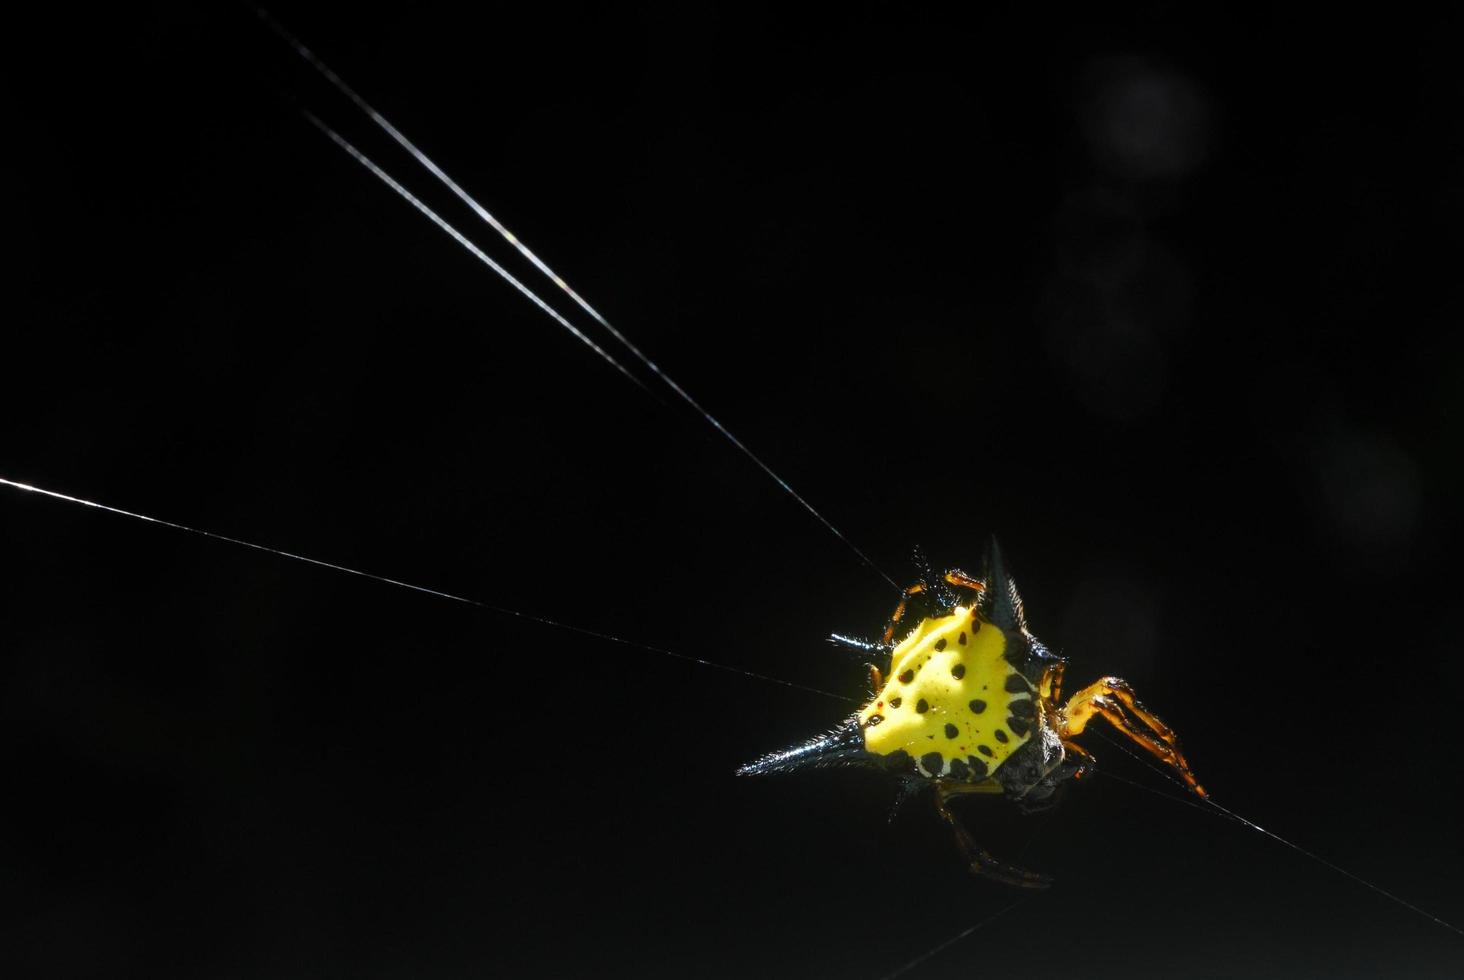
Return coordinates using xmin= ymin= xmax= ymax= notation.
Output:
xmin=739 ymin=540 xmax=1206 ymax=888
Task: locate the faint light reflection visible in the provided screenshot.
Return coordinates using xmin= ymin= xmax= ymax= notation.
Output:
xmin=1082 ymin=58 xmax=1212 ymax=180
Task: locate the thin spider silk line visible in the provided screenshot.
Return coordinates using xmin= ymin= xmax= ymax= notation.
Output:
xmin=876 ymin=897 xmax=1032 ymax=980
xmin=258 ymin=9 xmax=901 ymax=593
xmin=1092 ymin=769 xmax=1244 ymax=824
xmin=299 ymin=113 xmax=649 ymax=394
xmin=254 ymin=8 xmax=618 ymax=328
xmin=1091 ymin=730 xmax=1464 ymax=938
xmin=0 ymin=476 xmax=856 ymax=705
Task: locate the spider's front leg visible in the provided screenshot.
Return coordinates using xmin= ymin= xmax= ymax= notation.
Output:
xmin=1058 ymin=676 xmax=1206 ymax=797
xmin=881 ymin=579 xmax=929 ymax=645
xmin=933 ymin=782 xmax=1052 ymax=890
xmin=828 ymin=633 xmax=891 ymax=657
xmin=880 ymin=570 xmax=986 ymax=645
xmin=826 ymin=635 xmax=891 ymax=696
xmin=1060 ymin=738 xmax=1097 ymax=783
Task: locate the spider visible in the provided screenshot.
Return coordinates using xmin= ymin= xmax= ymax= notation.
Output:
xmin=739 ymin=539 xmax=1206 ymax=888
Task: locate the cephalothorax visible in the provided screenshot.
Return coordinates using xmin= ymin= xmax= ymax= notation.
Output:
xmin=739 ymin=540 xmax=1205 ymax=888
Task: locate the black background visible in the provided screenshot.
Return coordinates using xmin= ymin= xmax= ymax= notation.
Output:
xmin=4 ymin=4 xmax=1463 ymax=978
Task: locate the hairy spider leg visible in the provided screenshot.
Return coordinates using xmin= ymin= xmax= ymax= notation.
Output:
xmin=1059 ymin=676 xmax=1206 ymax=797
xmin=1042 ymin=659 xmax=1067 ymax=703
xmin=941 ymin=569 xmax=987 ymax=594
xmin=881 ymin=580 xmax=928 ymax=645
xmin=880 ymin=571 xmax=987 ymax=645
xmin=828 ymin=633 xmax=892 ymax=656
xmin=1059 ymin=738 xmax=1097 ymax=782
xmin=934 ymin=782 xmax=1052 ymax=890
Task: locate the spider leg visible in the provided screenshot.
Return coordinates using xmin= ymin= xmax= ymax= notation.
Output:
xmin=934 ymin=782 xmax=1053 ymax=889
xmin=1060 ymin=739 xmax=1097 ymax=782
xmin=942 ymin=568 xmax=987 ymax=596
xmin=881 ymin=579 xmax=928 ymax=645
xmin=1042 ymin=659 xmax=1067 ymax=702
xmin=1059 ymin=676 xmax=1206 ymax=797
xmin=881 ymin=569 xmax=988 ymax=646
xmin=827 ymin=633 xmax=891 ymax=656
xmin=826 ymin=636 xmax=892 ymax=695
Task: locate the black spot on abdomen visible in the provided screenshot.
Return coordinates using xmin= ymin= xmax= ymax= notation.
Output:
xmin=944 ymin=723 xmax=959 ymax=739
xmin=920 ymin=751 xmax=944 ymax=775
xmin=882 ymin=749 xmax=913 ymax=774
xmin=968 ymin=699 xmax=987 ymax=714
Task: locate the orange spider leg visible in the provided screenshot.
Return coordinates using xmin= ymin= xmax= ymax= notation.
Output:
xmin=942 ymin=569 xmax=987 ymax=595
xmin=883 ymin=571 xmax=988 ymax=645
xmin=1060 ymin=738 xmax=1096 ymax=781
xmin=1041 ymin=660 xmax=1067 ymax=703
xmin=934 ymin=782 xmax=1052 ymax=889
xmin=1060 ymin=738 xmax=1095 ymax=764
xmin=881 ymin=580 xmax=927 ymax=645
xmin=1060 ymin=676 xmax=1206 ymax=797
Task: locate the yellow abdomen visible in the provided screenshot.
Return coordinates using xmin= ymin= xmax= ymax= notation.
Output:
xmin=858 ymin=606 xmax=1035 ymax=781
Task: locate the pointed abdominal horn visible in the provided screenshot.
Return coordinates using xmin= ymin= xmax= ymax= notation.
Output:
xmin=982 ymin=537 xmax=1026 ymax=631
xmin=736 ymin=717 xmax=868 ymax=775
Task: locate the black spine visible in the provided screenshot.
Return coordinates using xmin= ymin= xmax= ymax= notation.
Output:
xmin=736 ymin=717 xmax=868 ymax=775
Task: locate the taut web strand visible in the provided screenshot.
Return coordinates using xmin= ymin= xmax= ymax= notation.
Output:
xmin=877 ymin=897 xmax=1032 ymax=980
xmin=299 ymin=112 xmax=647 ymax=394
xmin=0 ymin=476 xmax=854 ymax=705
xmin=258 ymin=8 xmax=900 ymax=593
xmin=1091 ymin=730 xmax=1464 ymax=939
